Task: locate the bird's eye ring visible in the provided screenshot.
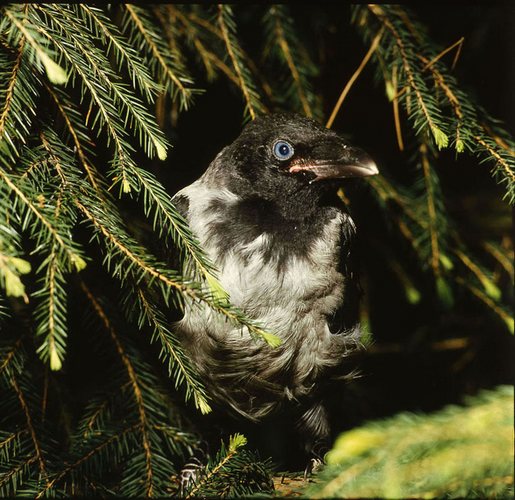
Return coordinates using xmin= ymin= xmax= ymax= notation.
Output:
xmin=273 ymin=140 xmax=294 ymax=161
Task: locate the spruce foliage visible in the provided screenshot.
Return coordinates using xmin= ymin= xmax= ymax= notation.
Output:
xmin=0 ymin=4 xmax=512 ymax=496
xmin=305 ymin=386 xmax=514 ymax=499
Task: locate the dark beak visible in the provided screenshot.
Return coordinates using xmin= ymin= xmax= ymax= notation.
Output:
xmin=288 ymin=145 xmax=378 ymax=181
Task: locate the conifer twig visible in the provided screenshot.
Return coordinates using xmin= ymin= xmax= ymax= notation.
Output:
xmin=368 ymin=5 xmax=447 ymax=148
xmin=391 ymin=63 xmax=404 ymax=150
xmin=124 ymin=5 xmax=189 ymax=101
xmin=269 ymin=6 xmax=312 ymax=117
xmin=217 ymin=5 xmax=262 ymax=120
xmin=79 ymin=281 xmax=155 ymax=497
xmin=326 ymin=28 xmax=383 ymax=129
xmin=43 ymin=83 xmax=103 ymax=194
xmin=419 ymin=143 xmax=440 ymax=276
xmin=35 ymin=424 xmax=140 ymax=497
xmin=11 ymin=375 xmax=49 ymax=486
xmin=0 ymin=37 xmax=25 ymax=141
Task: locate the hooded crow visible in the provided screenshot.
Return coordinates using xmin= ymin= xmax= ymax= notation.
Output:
xmin=172 ymin=113 xmax=378 ymax=455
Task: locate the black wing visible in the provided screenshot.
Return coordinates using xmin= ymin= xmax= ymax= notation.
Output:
xmin=328 ymin=206 xmax=362 ymax=334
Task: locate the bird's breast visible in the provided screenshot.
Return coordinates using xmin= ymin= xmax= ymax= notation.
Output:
xmin=175 ymin=181 xmax=356 ymax=416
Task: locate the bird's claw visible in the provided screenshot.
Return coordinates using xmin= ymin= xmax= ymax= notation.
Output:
xmin=303 ymin=456 xmax=325 ymax=481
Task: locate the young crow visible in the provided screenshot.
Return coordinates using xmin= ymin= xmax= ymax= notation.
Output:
xmin=172 ymin=113 xmax=378 ymax=460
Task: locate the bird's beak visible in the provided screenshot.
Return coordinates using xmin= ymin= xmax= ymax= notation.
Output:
xmin=288 ymin=146 xmax=378 ymax=181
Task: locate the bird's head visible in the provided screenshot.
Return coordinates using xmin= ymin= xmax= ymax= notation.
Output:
xmin=212 ymin=113 xmax=378 ymax=196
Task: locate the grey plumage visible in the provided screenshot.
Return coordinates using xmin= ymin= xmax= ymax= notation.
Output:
xmin=172 ymin=113 xmax=378 ymax=449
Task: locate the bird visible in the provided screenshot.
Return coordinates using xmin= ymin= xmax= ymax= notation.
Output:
xmin=171 ymin=112 xmax=378 ymax=461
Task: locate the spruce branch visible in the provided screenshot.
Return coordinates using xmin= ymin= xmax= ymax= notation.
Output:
xmin=34 ymin=423 xmax=140 ymax=498
xmin=326 ymin=27 xmax=383 ymax=129
xmin=171 ymin=6 xmax=239 ymax=86
xmin=186 ymin=433 xmax=247 ymax=498
xmin=367 ymin=5 xmax=448 ymax=149
xmin=130 ymin=166 xmax=217 ymax=280
xmin=305 ymin=386 xmax=514 ymax=498
xmin=263 ymin=5 xmax=319 ymax=118
xmin=42 ymin=82 xmax=104 ymax=194
xmin=33 ymin=235 xmax=68 ymax=372
xmin=0 ymin=167 xmax=85 ymax=273
xmin=0 ymin=455 xmax=38 ymax=496
xmin=0 ymin=336 xmax=25 ymax=382
xmin=10 ymin=375 xmax=49 ymax=488
xmin=0 ymin=11 xmax=41 ymax=162
xmin=354 ymin=4 xmax=515 ymax=203
xmin=455 ymin=276 xmax=513 ymax=334
xmin=0 ymin=36 xmax=26 ymax=151
xmin=33 ymin=4 xmax=169 ymax=164
xmin=31 ymin=133 xmax=76 ymax=371
xmin=79 ymin=281 xmax=155 ymax=497
xmin=75 ymin=197 xmax=194 ymax=300
xmin=3 ymin=6 xmax=67 ymax=85
xmin=483 ymin=241 xmax=514 ymax=281
xmin=29 ymin=6 xmax=135 ymax=191
xmin=474 ymin=134 xmax=515 ymax=203
xmin=217 ymin=5 xmax=264 ymax=121
xmin=419 ymin=142 xmax=442 ymax=277
xmin=453 ymin=248 xmax=501 ymax=301
xmin=122 ymin=4 xmax=197 ymax=111
xmin=77 ymin=4 xmax=160 ymax=103
xmin=130 ymin=287 xmax=212 ymax=414
xmin=129 ymin=293 xmax=200 ymax=398
xmin=178 ymin=6 xmax=274 ymax=108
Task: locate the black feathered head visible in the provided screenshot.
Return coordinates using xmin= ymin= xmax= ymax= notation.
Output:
xmin=217 ymin=113 xmax=378 ymax=189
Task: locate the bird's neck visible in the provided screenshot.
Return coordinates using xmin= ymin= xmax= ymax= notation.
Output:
xmin=235 ymin=179 xmax=333 ymax=222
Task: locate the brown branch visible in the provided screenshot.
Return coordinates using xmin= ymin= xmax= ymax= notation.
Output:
xmin=326 ymin=27 xmax=383 ymax=128
xmin=43 ymin=82 xmax=103 ymax=194
xmin=455 ymin=276 xmax=513 ymax=332
xmin=419 ymin=143 xmax=440 ymax=276
xmin=35 ymin=424 xmax=139 ymax=498
xmin=0 ymin=336 xmax=23 ymax=376
xmin=0 ymin=36 xmax=26 ymax=141
xmin=483 ymin=241 xmax=514 ymax=280
xmin=41 ymin=367 xmax=49 ymax=423
xmin=186 ymin=11 xmax=223 ymax=38
xmin=125 ymin=4 xmax=188 ymax=97
xmin=421 ymin=37 xmax=465 ymax=72
xmin=11 ymin=375 xmax=49 ymax=485
xmin=391 ymin=63 xmax=404 ymax=150
xmin=75 ymin=200 xmax=190 ymax=298
xmin=480 ymin=123 xmax=515 ymax=156
xmin=474 ymin=135 xmax=515 ymax=184
xmin=217 ymin=5 xmax=258 ymax=120
xmin=0 ymin=455 xmax=38 ymax=490
xmin=453 ymin=248 xmax=498 ymax=292
xmin=79 ymin=281 xmax=154 ymax=497
xmin=269 ymin=6 xmax=312 ymax=117
xmin=368 ymin=5 xmax=439 ymax=138
xmin=418 ymin=54 xmax=463 ymax=120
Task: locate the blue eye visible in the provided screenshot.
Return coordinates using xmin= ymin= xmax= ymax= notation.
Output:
xmin=273 ymin=140 xmax=294 ymax=160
